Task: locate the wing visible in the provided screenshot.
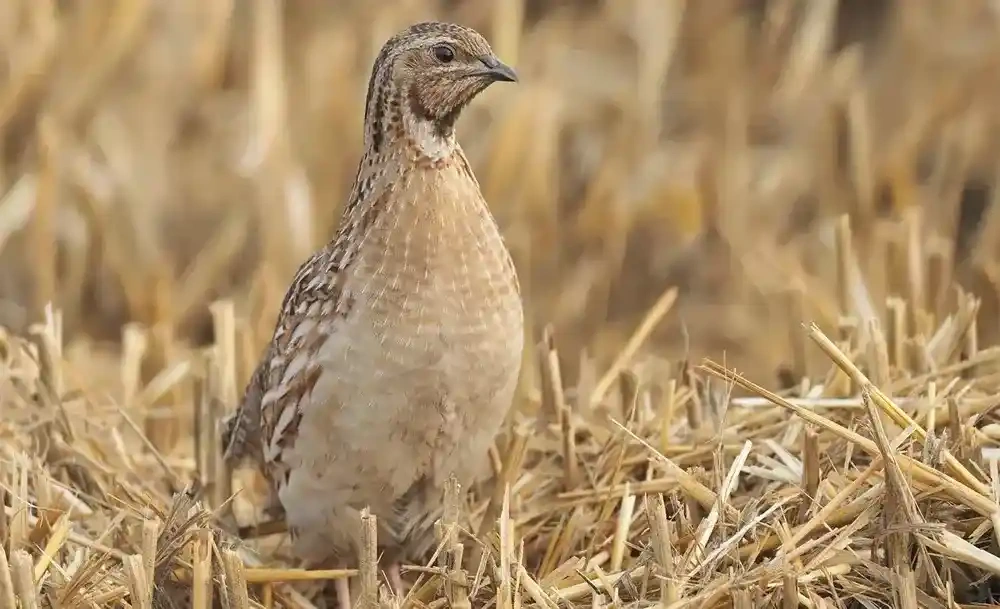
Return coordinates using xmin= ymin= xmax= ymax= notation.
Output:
xmin=219 ymin=148 xmax=398 ymax=482
xmin=219 ymin=244 xmax=339 ymax=461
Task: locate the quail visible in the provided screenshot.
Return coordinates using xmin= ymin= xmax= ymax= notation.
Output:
xmin=220 ymin=21 xmax=523 ymax=608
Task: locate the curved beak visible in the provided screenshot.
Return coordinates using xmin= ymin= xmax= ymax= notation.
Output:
xmin=478 ymin=55 xmax=518 ymax=83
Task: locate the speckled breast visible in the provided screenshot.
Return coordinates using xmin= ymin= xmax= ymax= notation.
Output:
xmin=339 ymin=162 xmax=523 ymax=426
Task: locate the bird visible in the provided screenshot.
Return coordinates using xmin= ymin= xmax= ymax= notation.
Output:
xmin=219 ymin=21 xmax=524 ymax=609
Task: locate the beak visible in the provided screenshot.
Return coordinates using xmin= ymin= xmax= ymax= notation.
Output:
xmin=478 ymin=55 xmax=518 ymax=83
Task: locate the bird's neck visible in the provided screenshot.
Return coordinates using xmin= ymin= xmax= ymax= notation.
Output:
xmin=402 ymin=115 xmax=457 ymax=163
xmin=363 ymin=83 xmax=461 ymax=163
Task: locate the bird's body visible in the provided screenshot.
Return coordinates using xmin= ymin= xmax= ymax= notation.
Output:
xmin=220 ymin=21 xmax=523 ymax=604
xmin=260 ymin=148 xmax=523 ymax=566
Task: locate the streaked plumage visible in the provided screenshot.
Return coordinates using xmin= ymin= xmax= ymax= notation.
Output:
xmin=220 ymin=21 xmax=523 ymax=607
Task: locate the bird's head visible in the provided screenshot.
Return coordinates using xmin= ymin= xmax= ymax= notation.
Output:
xmin=364 ymin=22 xmax=518 ymax=152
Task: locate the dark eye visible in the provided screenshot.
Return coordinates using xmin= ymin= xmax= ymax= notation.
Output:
xmin=432 ymin=44 xmax=455 ymax=63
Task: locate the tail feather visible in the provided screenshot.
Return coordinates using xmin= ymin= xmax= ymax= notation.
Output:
xmin=219 ymin=408 xmax=248 ymax=463
xmin=220 ymin=356 xmax=271 ymax=465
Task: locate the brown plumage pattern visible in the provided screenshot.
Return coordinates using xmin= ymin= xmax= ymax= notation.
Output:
xmin=219 ymin=21 xmax=523 ymax=606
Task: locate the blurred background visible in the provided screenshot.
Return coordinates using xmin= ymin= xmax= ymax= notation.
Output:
xmin=2 ymin=0 xmax=1000 ymax=420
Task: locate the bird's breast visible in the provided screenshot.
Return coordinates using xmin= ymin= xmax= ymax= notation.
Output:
xmin=343 ymin=166 xmax=523 ymax=376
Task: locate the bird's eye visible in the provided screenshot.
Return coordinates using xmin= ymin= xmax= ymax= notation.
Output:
xmin=432 ymin=44 xmax=455 ymax=63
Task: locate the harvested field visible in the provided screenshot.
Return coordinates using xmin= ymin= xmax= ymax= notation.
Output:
xmin=4 ymin=0 xmax=1000 ymax=607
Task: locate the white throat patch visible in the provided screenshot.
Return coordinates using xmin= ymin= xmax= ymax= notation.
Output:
xmin=407 ymin=117 xmax=456 ymax=162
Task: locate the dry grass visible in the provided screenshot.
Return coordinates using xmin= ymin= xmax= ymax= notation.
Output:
xmin=5 ymin=0 xmax=1000 ymax=607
